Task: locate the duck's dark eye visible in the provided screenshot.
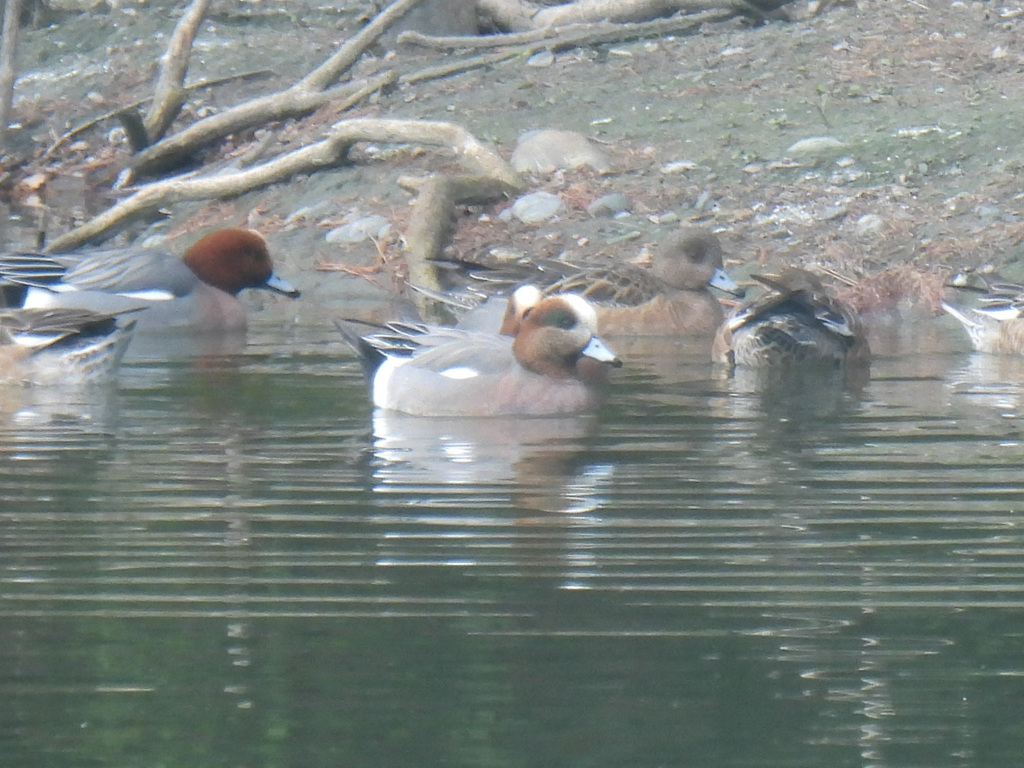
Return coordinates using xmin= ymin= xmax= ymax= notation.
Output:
xmin=689 ymin=245 xmax=709 ymax=264
xmin=547 ymin=308 xmax=577 ymax=330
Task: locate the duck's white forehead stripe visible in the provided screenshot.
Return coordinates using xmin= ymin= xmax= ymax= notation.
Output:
xmin=512 ymin=285 xmax=543 ymax=309
xmin=441 ymin=366 xmax=479 ymax=380
xmin=559 ymin=293 xmax=598 ymax=328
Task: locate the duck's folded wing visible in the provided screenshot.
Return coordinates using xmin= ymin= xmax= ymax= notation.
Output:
xmin=546 ymin=263 xmax=658 ymax=306
xmin=61 ymin=248 xmax=197 ymax=298
xmin=0 ymin=253 xmax=70 ymax=289
xmin=403 ymin=329 xmax=515 ymax=377
xmin=0 ymin=307 xmax=125 ymax=349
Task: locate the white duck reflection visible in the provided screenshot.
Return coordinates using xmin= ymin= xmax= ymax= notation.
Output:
xmin=945 ymin=351 xmax=1024 ymax=414
xmin=370 ymin=410 xmax=613 ymax=515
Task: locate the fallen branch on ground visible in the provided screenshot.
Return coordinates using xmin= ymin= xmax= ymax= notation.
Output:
xmin=478 ymin=0 xmax=786 ymax=31
xmin=399 ymin=9 xmax=731 ymax=54
xmin=144 ymin=0 xmax=212 ymax=144
xmin=130 ymin=0 xmax=424 ymax=176
xmin=46 ymin=117 xmax=523 ymax=252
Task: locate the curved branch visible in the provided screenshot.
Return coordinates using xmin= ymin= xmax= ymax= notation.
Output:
xmin=131 ymin=71 xmax=397 ymax=176
xmin=534 ymin=0 xmax=703 ymax=25
xmin=144 ymin=0 xmax=212 ymax=143
xmin=128 ymin=0 xmax=427 ymax=176
xmin=400 ymin=9 xmax=732 ymax=56
xmin=397 ymin=26 xmax=563 ymax=50
xmin=40 ymin=69 xmax=275 ymax=161
xmin=478 ymin=0 xmax=751 ymax=30
xmin=0 ymin=0 xmax=23 ymax=148
xmin=48 ymin=117 xmax=523 ymax=252
xmin=296 ymin=0 xmax=424 ymax=92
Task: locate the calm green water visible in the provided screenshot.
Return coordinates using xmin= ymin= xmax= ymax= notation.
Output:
xmin=3 ymin=319 xmax=1024 ymax=768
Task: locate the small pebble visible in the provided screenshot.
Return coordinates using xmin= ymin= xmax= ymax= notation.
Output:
xmin=325 ymin=215 xmax=391 ymax=244
xmin=587 ymin=193 xmax=631 ymax=218
xmin=816 ymin=204 xmax=848 ymax=221
xmin=511 ymin=129 xmax=611 ymax=174
xmin=511 ymin=191 xmax=564 ymax=224
xmin=649 ymin=211 xmax=679 ymax=225
xmin=660 ymin=159 xmax=698 ymax=174
xmin=855 ymin=213 xmax=885 ymax=236
xmin=786 ymin=136 xmax=846 ymax=155
xmin=527 ymin=50 xmax=554 ymax=67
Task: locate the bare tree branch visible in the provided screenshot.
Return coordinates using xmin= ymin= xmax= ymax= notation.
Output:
xmin=397 ymin=26 xmax=565 ymax=50
xmin=47 ymin=117 xmax=523 ymax=252
xmin=478 ymin=0 xmax=756 ymax=30
xmin=0 ymin=0 xmax=24 ymax=151
xmin=40 ymin=69 xmax=275 ymax=161
xmin=400 ymin=8 xmax=730 ymax=54
xmin=534 ymin=0 xmax=710 ymax=25
xmin=131 ymin=0 xmax=423 ymax=175
xmin=144 ymin=0 xmax=212 ymax=143
xmin=131 ymin=71 xmax=397 ymax=176
xmin=297 ymin=0 xmax=424 ymax=92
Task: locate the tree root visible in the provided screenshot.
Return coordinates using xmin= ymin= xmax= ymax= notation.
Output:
xmin=399 ymin=172 xmax=523 ymax=322
xmin=400 ymin=9 xmax=732 ymax=54
xmin=47 ymin=117 xmax=522 ymax=253
xmin=144 ymin=0 xmax=212 ymax=144
xmin=30 ymin=0 xmax=798 ymax=264
xmin=477 ymin=0 xmax=778 ymax=31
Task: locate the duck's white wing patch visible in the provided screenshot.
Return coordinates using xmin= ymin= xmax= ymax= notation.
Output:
xmin=440 ymin=366 xmax=480 ymax=380
xmin=116 ymin=289 xmax=175 ymax=301
xmin=11 ymin=331 xmax=66 ymax=349
xmin=372 ymin=356 xmax=401 ymax=408
xmin=977 ymin=304 xmax=1024 ymax=321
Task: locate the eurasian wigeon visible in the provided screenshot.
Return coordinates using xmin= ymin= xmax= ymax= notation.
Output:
xmin=0 ymin=307 xmax=136 ymax=383
xmin=712 ymin=267 xmax=870 ymax=368
xmin=339 ymin=293 xmax=622 ymax=417
xmin=942 ymin=280 xmax=1024 ymax=355
xmin=542 ymin=227 xmax=744 ymax=336
xmin=0 ymin=228 xmax=300 ymax=332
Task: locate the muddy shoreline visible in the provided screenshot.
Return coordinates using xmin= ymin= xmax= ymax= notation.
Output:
xmin=4 ymin=1 xmax=1022 ymax=328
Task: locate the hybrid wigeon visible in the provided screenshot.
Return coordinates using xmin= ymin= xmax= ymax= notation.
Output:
xmin=942 ymin=280 xmax=1024 ymax=354
xmin=0 ymin=307 xmax=136 ymax=383
xmin=712 ymin=267 xmax=870 ymax=367
xmin=339 ymin=293 xmax=622 ymax=417
xmin=542 ymin=227 xmax=744 ymax=336
xmin=0 ymin=228 xmax=300 ymax=332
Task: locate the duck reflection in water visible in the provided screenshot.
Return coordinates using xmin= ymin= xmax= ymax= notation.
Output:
xmin=370 ymin=411 xmax=612 ymax=516
xmin=369 ymin=410 xmax=615 ymax=585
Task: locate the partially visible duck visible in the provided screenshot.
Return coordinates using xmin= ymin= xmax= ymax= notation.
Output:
xmin=942 ymin=280 xmax=1024 ymax=355
xmin=0 ymin=228 xmax=300 ymax=332
xmin=339 ymin=293 xmax=622 ymax=417
xmin=406 ymin=282 xmax=543 ymax=336
xmin=0 ymin=307 xmax=137 ymax=383
xmin=542 ymin=227 xmax=744 ymax=336
xmin=712 ymin=267 xmax=870 ymax=367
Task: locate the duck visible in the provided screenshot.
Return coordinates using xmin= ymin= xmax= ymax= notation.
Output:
xmin=0 ymin=307 xmax=137 ymax=384
xmin=0 ymin=228 xmax=300 ymax=332
xmin=541 ymin=227 xmax=744 ymax=336
xmin=338 ymin=293 xmax=622 ymax=417
xmin=942 ymin=280 xmax=1024 ymax=355
xmin=712 ymin=267 xmax=870 ymax=367
xmin=488 ymin=284 xmax=544 ymax=336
